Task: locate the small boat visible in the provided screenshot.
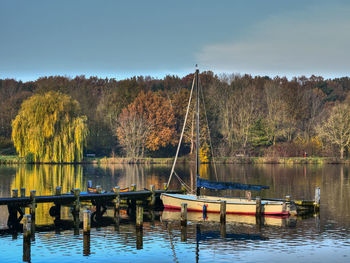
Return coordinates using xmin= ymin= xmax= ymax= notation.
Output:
xmin=161 ymin=68 xmax=295 ymax=216
xmin=161 ymin=194 xmax=291 ymax=216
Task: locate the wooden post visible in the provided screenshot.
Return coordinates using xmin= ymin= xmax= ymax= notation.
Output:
xmin=136 ymin=205 xmax=143 ymax=228
xmin=256 ymin=196 xmax=262 ymax=216
xmin=220 ymin=221 xmax=226 ymax=238
xmin=220 ymin=201 xmax=226 ymax=224
xmin=83 ymin=210 xmax=91 ymax=234
xmin=131 ymin=184 xmax=136 ymax=191
xmin=83 ymin=231 xmax=91 ymax=256
xmin=23 ymin=218 xmax=32 ymax=262
xmin=314 ymin=187 xmax=320 ymax=211
xmin=73 ymin=189 xmax=80 ymax=211
xmin=20 ymin=188 xmax=26 ymax=215
xmin=73 ymin=189 xmax=80 ymax=231
xmin=55 ymin=187 xmax=62 ymax=196
xmin=29 ymin=190 xmax=36 ymax=230
xmin=113 ymin=186 xmax=120 ymax=226
xmin=23 ymin=215 xmax=32 ymax=239
xmin=255 ymin=196 xmax=263 ymax=227
xmin=136 ymin=226 xmax=143 ymax=250
xmin=150 ymin=185 xmax=156 ymax=207
xmin=163 ymin=183 xmax=168 ymax=190
xmin=96 ymin=185 xmax=102 ymax=194
xmin=23 ymin=233 xmax=31 ymax=262
xmin=181 ymin=203 xmax=187 ymax=226
xmin=181 ymin=225 xmax=187 ymax=242
xmin=12 ymin=189 xmax=18 ymax=198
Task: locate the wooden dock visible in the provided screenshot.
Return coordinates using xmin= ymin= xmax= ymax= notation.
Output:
xmin=1 ymin=184 xmax=320 ymax=232
xmin=1 ymin=183 xmax=183 ymax=231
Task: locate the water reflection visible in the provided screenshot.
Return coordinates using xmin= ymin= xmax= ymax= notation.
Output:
xmin=0 ymin=163 xmax=349 ymax=262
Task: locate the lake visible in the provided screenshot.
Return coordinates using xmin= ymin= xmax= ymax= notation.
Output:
xmin=0 ymin=163 xmax=349 ymax=262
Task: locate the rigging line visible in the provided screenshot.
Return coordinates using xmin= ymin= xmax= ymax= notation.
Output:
xmin=198 ymin=77 xmax=219 ymax=182
xmin=172 ymin=170 xmax=191 ymax=192
xmin=167 ymin=75 xmax=196 ymax=187
xmin=173 ymin=170 xmax=192 ymax=193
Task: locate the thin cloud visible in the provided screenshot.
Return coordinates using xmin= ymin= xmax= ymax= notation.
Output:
xmin=197 ymin=4 xmax=350 ymax=77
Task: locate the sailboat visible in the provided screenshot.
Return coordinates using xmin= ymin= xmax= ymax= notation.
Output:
xmin=161 ymin=69 xmax=293 ymax=216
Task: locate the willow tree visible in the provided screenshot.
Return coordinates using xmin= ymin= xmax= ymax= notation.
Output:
xmin=12 ymin=91 xmax=88 ymax=163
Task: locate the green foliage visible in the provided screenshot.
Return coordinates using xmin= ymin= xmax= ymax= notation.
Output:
xmin=25 ymin=152 xmax=35 ymax=163
xmin=249 ymin=119 xmax=270 ymax=147
xmin=12 ymin=91 xmax=88 ymax=163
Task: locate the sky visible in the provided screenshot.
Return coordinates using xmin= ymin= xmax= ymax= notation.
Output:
xmin=1 ymin=0 xmax=349 ymax=81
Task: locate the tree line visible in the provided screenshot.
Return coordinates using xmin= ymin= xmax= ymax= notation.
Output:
xmin=1 ymin=72 xmax=350 ymax=162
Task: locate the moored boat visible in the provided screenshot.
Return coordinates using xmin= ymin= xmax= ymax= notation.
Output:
xmin=160 ymin=68 xmax=307 ymax=218
xmin=161 ymin=193 xmax=293 ymax=216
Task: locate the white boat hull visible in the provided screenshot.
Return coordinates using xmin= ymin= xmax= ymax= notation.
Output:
xmin=160 ymin=193 xmax=291 ymax=216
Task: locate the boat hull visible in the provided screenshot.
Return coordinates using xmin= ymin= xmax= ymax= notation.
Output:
xmin=160 ymin=193 xmax=290 ymax=216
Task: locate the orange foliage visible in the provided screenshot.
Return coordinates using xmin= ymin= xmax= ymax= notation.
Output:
xmin=118 ymin=91 xmax=176 ymax=155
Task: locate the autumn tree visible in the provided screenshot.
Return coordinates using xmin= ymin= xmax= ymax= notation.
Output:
xmin=217 ymin=76 xmax=260 ymax=154
xmin=12 ymin=91 xmax=88 ymax=163
xmin=317 ymin=102 xmax=350 ymax=159
xmin=117 ymin=91 xmax=176 ymax=157
xmin=264 ymin=81 xmax=289 ymax=144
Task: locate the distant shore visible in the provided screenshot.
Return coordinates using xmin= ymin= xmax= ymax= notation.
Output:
xmin=1 ymin=155 xmax=349 ymax=165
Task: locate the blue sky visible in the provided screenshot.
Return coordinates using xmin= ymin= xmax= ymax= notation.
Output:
xmin=1 ymin=0 xmax=349 ymax=81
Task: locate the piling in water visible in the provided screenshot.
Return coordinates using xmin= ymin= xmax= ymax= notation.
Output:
xmin=83 ymin=210 xmax=91 ymax=234
xmin=255 ymin=196 xmax=262 ymax=216
xmin=314 ymin=187 xmax=320 ymax=211
xmin=181 ymin=203 xmax=187 ymax=226
xmin=23 ymin=215 xmax=32 ymax=239
xmin=150 ymin=185 xmax=156 ymax=207
xmin=83 ymin=231 xmax=91 ymax=256
xmin=136 ymin=205 xmax=143 ymax=228
xmin=220 ymin=201 xmax=226 ymax=224
xmin=29 ymin=191 xmax=36 ymax=228
xmin=73 ymin=189 xmax=80 ymax=231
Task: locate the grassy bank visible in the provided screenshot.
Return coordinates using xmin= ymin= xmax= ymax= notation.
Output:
xmin=1 ymin=155 xmax=350 ymax=165
xmin=0 ymin=155 xmax=25 ymax=164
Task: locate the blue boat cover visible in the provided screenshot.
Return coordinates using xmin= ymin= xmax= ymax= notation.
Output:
xmin=197 ymin=176 xmax=269 ymax=191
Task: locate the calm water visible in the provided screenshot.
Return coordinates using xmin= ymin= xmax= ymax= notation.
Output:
xmin=0 ymin=163 xmax=349 ymax=262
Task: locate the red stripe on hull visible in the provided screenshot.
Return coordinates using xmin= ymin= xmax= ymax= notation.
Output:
xmin=163 ymin=204 xmax=289 ymax=216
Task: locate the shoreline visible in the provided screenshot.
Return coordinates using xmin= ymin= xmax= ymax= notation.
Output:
xmin=1 ymin=155 xmax=349 ymax=165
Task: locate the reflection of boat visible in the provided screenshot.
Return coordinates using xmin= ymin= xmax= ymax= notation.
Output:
xmin=161 ymin=69 xmax=293 ymax=216
xmin=162 ymin=209 xmax=294 ymax=227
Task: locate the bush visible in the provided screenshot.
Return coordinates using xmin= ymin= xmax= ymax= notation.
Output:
xmin=25 ymin=153 xmax=35 ymax=163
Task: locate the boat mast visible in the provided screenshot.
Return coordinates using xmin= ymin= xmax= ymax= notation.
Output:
xmin=196 ymin=69 xmax=200 ymax=196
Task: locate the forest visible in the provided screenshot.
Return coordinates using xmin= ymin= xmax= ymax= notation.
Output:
xmin=1 ymin=72 xmax=350 ymax=161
